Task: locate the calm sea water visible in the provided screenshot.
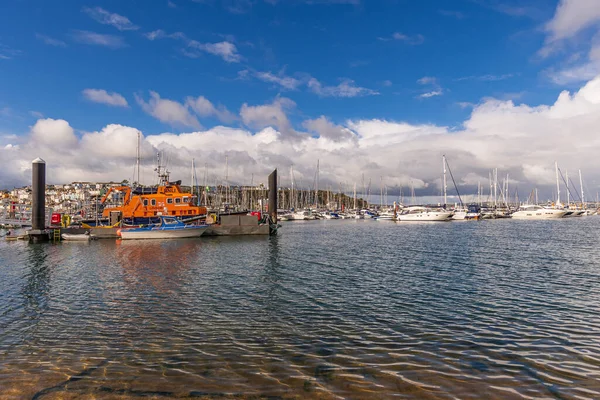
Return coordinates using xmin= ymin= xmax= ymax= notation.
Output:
xmin=1 ymin=218 xmax=600 ymax=399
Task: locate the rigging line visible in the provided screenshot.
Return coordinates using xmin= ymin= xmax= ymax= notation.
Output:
xmin=568 ymin=177 xmax=583 ymax=203
xmin=443 ymin=155 xmax=464 ymax=207
xmin=557 ymin=168 xmax=581 ymax=203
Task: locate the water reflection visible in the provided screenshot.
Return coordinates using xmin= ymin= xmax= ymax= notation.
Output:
xmin=0 ymin=219 xmax=600 ymax=398
xmin=22 ymin=245 xmax=52 ymax=321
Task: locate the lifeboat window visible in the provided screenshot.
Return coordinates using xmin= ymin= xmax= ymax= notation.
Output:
xmin=143 ymin=199 xmax=148 ymax=206
xmin=151 ymin=199 xmax=156 ymax=206
xmin=175 ymin=198 xmax=181 ymax=204
xmin=167 ymin=198 xmax=173 ymax=204
xmin=183 ymin=196 xmax=189 ymax=203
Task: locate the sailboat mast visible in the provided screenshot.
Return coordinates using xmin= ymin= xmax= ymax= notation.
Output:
xmin=380 ymin=176 xmax=383 ymax=208
xmin=225 ymin=156 xmax=229 ymax=206
xmin=555 ymin=161 xmax=560 ymax=206
xmin=579 ymin=169 xmax=584 ymax=206
xmin=315 ymin=159 xmax=320 ymax=208
xmin=442 ymin=155 xmax=447 ymax=205
xmin=191 ymin=158 xmax=195 ymax=198
xmin=136 ymin=131 xmax=141 ymax=185
xmin=290 ymin=165 xmax=295 ymax=210
xmin=566 ymin=169 xmax=570 ymax=206
xmin=353 ymin=182 xmax=356 ymax=210
xmin=494 ymin=168 xmax=498 ymax=208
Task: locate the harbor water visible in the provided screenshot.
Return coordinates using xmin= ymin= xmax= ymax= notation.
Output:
xmin=1 ymin=218 xmax=600 ymax=399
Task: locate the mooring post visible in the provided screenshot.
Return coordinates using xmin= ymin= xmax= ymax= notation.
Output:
xmin=268 ymin=169 xmax=277 ymax=223
xmin=29 ymin=158 xmax=49 ymax=243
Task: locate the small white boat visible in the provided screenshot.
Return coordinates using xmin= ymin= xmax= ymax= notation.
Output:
xmin=376 ymin=212 xmax=396 ymax=221
xmin=511 ymin=205 xmax=567 ymax=219
xmin=452 ymin=208 xmax=468 ymax=220
xmin=61 ymin=232 xmax=92 ymax=241
xmin=398 ymin=206 xmax=453 ymax=222
xmin=120 ymin=217 xmax=208 ymax=240
xmin=290 ymin=210 xmax=316 ymax=220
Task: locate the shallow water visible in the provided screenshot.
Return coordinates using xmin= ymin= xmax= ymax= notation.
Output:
xmin=1 ymin=218 xmax=600 ymax=399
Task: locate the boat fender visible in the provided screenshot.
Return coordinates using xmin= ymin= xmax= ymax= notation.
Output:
xmin=116 ymin=229 xmax=122 ymax=237
xmin=208 ymin=213 xmax=217 ymax=224
xmin=61 ymin=214 xmax=71 ymax=228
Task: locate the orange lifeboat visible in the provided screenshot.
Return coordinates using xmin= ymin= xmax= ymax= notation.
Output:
xmin=101 ymin=180 xmax=207 ymax=224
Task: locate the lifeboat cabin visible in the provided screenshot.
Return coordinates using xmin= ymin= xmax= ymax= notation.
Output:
xmin=101 ymin=180 xmax=207 ymax=222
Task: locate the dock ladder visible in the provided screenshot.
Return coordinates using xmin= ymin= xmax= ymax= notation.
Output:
xmin=53 ymin=229 xmax=61 ymax=242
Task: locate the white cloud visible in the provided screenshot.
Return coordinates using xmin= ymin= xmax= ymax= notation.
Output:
xmin=419 ymin=90 xmax=443 ymax=99
xmin=379 ymin=32 xmax=424 ymax=45
xmin=36 ymin=34 xmax=67 ymax=47
xmin=544 ymin=0 xmax=600 ymax=43
xmin=240 ymin=97 xmax=296 ymax=136
xmin=4 ymin=77 xmax=600 ymax=200
xmin=185 ymin=96 xmax=237 ymax=123
xmin=71 ymin=30 xmax=126 ymax=49
xmin=83 ymin=89 xmax=129 ymax=107
xmin=455 ymin=74 xmax=515 ymax=82
xmin=135 ymin=91 xmax=201 ymax=129
xmin=145 ymin=30 xmax=166 ymax=40
xmin=255 ymin=71 xmax=302 ymax=90
xmin=144 ymin=29 xmax=241 ymax=62
xmin=540 ymin=0 xmax=600 ymax=82
xmin=187 ymin=40 xmax=241 ymax=62
xmin=303 ymin=116 xmax=356 ymax=142
xmin=308 ymin=78 xmax=379 ymax=97
xmin=247 ymin=70 xmax=376 ymax=97
xmin=417 ymin=76 xmax=443 ymax=99
xmin=0 ymin=43 xmax=22 ymax=60
xmin=82 ymin=7 xmax=139 ymax=31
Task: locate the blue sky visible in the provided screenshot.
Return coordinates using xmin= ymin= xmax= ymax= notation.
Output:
xmin=2 ymin=0 xmax=600 ymax=198
xmin=1 ymin=0 xmax=563 ymax=134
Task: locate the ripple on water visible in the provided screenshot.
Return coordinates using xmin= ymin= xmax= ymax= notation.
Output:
xmin=1 ymin=218 xmax=600 ymax=398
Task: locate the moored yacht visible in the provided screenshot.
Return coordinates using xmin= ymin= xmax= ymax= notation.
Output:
xmin=511 ymin=205 xmax=567 ymax=219
xmin=291 ymin=209 xmax=316 ymax=220
xmin=398 ymin=206 xmax=453 ymax=221
xmin=465 ymin=204 xmax=482 ymax=220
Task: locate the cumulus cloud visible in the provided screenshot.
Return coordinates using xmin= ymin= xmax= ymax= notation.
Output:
xmin=3 ymin=77 xmax=600 ymax=201
xmin=185 ymin=96 xmax=237 ymax=123
xmin=240 ymin=97 xmax=297 ymax=137
xmin=135 ymin=91 xmax=201 ymax=129
xmin=83 ymin=89 xmax=128 ymax=107
xmin=82 ymin=7 xmax=139 ymax=31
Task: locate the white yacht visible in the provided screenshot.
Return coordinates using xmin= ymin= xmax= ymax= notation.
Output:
xmin=511 ymin=205 xmax=567 ymax=219
xmin=376 ymin=211 xmax=396 ymax=221
xmin=451 ymin=208 xmax=467 ymax=220
xmin=290 ymin=209 xmax=316 ymax=220
xmin=398 ymin=206 xmax=453 ymax=222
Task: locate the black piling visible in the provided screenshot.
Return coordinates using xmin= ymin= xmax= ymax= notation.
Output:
xmin=29 ymin=158 xmax=49 ymax=243
xmin=268 ymin=169 xmax=277 ymax=223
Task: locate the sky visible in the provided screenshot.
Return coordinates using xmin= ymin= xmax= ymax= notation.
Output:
xmin=1 ymin=0 xmax=600 ymax=202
